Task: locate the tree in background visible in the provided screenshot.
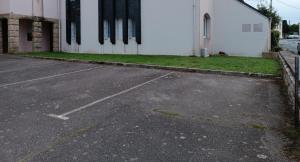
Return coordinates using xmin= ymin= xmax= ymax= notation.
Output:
xmin=257 ymin=4 xmax=282 ymax=51
xmin=257 ymin=4 xmax=281 ymax=29
xmin=282 ymin=21 xmax=299 ymax=36
xmin=282 ymin=20 xmax=289 ymax=38
xmin=288 ymin=24 xmax=299 ymax=34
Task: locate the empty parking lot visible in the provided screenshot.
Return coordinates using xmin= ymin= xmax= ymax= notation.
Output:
xmin=0 ymin=54 xmax=290 ymax=161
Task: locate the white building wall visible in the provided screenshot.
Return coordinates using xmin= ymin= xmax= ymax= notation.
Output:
xmin=80 ymin=0 xmax=100 ymax=54
xmin=212 ymin=0 xmax=270 ymax=57
xmin=10 ymin=0 xmax=33 ymax=16
xmin=0 ymin=0 xmax=10 ymax=14
xmin=60 ymin=0 xmax=270 ymax=57
xmin=0 ymin=0 xmax=58 ymax=20
xmin=33 ymin=0 xmax=43 ymax=17
xmin=43 ymin=0 xmax=59 ymax=20
xmin=61 ymin=0 xmax=195 ymax=56
xmin=198 ymin=0 xmax=214 ymax=55
xmin=139 ymin=0 xmax=194 ymax=56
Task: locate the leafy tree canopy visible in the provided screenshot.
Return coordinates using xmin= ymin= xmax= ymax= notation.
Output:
xmin=257 ymin=4 xmax=281 ymax=30
xmin=288 ymin=24 xmax=299 ymax=34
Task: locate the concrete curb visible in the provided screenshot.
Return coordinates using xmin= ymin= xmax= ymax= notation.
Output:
xmin=22 ymin=55 xmax=281 ymax=80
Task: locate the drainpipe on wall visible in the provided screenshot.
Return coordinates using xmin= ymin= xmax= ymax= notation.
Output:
xmin=58 ymin=0 xmax=61 ymax=52
xmin=192 ymin=0 xmax=196 ymax=56
xmin=42 ymin=0 xmax=44 ymax=18
xmin=269 ymin=18 xmax=272 ymax=52
xmin=32 ymin=0 xmax=34 ymax=17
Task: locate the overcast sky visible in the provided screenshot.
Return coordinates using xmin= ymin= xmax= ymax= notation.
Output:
xmin=245 ymin=0 xmax=300 ymax=24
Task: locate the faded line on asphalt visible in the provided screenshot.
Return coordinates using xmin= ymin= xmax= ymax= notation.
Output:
xmin=0 ymin=62 xmax=64 ymax=74
xmin=48 ymin=72 xmax=174 ymax=120
xmin=0 ymin=66 xmax=100 ymax=88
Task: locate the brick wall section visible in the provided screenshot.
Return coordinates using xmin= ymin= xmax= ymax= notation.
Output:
xmin=7 ymin=17 xmax=19 ymax=53
xmin=32 ymin=21 xmax=43 ymax=52
xmin=0 ymin=20 xmax=3 ymax=54
xmin=52 ymin=22 xmax=59 ymax=52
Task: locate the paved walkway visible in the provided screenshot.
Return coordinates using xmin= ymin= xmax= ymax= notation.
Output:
xmin=280 ymin=50 xmax=297 ymax=74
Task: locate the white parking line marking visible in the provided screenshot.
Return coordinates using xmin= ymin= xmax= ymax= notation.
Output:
xmin=0 ymin=60 xmax=23 ymax=64
xmin=48 ymin=72 xmax=174 ymax=120
xmin=0 ymin=66 xmax=99 ymax=88
xmin=0 ymin=62 xmax=62 ymax=74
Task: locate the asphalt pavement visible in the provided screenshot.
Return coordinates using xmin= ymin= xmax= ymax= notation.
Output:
xmin=0 ymin=54 xmax=291 ymax=162
xmin=280 ymin=39 xmax=299 ymax=54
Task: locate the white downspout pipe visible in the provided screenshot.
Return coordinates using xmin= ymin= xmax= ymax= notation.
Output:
xmin=58 ymin=0 xmax=61 ymax=52
xmin=269 ymin=18 xmax=272 ymax=52
xmin=32 ymin=0 xmax=34 ymax=17
xmin=192 ymin=0 xmax=196 ymax=56
xmin=42 ymin=0 xmax=44 ymax=18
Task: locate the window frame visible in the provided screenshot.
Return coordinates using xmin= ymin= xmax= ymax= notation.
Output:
xmin=253 ymin=23 xmax=263 ymax=32
xmin=203 ymin=14 xmax=210 ymax=39
xmin=242 ymin=24 xmax=251 ymax=33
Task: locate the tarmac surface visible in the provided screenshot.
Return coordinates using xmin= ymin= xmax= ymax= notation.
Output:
xmin=0 ymin=54 xmax=290 ymax=161
xmin=280 ymin=39 xmax=299 ymax=54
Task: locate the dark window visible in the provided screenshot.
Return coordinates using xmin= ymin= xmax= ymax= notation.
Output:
xmin=98 ymin=0 xmax=141 ymax=45
xmin=66 ymin=0 xmax=81 ymax=45
xmin=1 ymin=19 xmax=8 ymax=53
xmin=27 ymin=33 xmax=32 ymax=41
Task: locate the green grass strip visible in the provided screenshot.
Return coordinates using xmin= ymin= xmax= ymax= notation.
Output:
xmin=23 ymin=52 xmax=281 ymax=75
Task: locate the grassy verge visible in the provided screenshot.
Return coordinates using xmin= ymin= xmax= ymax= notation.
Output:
xmin=23 ymin=52 xmax=281 ymax=75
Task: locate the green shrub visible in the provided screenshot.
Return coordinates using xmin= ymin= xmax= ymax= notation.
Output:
xmin=273 ymin=46 xmax=282 ymax=52
xmin=271 ymin=30 xmax=281 ymax=52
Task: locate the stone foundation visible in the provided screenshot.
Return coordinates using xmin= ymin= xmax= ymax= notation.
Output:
xmin=32 ymin=20 xmax=43 ymax=52
xmin=52 ymin=22 xmax=59 ymax=52
xmin=0 ymin=13 xmax=59 ymax=54
xmin=7 ymin=17 xmax=19 ymax=53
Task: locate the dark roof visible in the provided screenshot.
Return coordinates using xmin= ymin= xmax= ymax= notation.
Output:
xmin=236 ymin=0 xmax=270 ymax=19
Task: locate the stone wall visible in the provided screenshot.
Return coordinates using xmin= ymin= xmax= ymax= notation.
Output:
xmin=7 ymin=17 xmax=19 ymax=53
xmin=279 ymin=53 xmax=296 ymax=106
xmin=32 ymin=20 xmax=43 ymax=52
xmin=262 ymin=52 xmax=279 ymax=59
xmin=52 ymin=22 xmax=59 ymax=52
xmin=0 ymin=13 xmax=60 ymax=53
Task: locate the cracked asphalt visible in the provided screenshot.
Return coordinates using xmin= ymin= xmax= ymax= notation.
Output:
xmin=0 ymin=54 xmax=291 ymax=161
